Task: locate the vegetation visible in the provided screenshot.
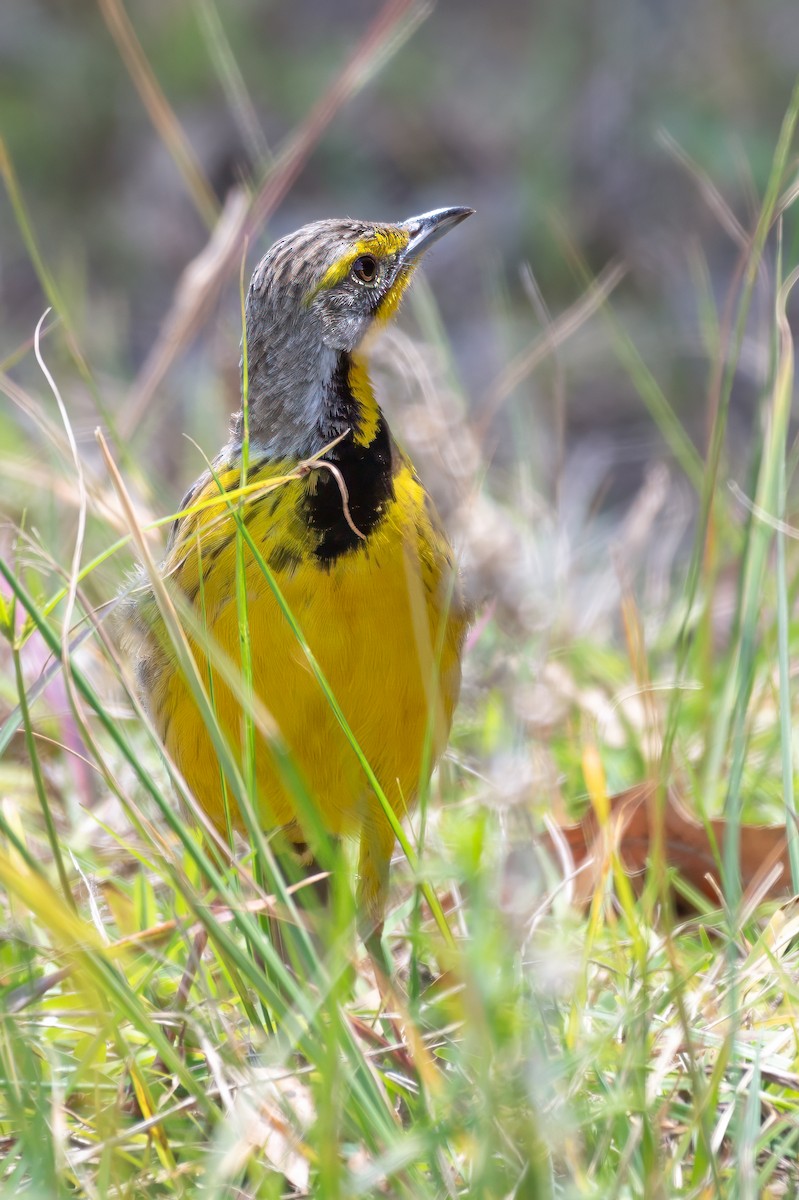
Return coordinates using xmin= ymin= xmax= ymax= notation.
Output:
xmin=3 ymin=2 xmax=799 ymax=1195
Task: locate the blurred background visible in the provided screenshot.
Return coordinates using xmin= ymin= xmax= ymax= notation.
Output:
xmin=4 ymin=0 xmax=797 ymax=477
xmin=6 ymin=6 xmax=799 ymax=1191
xmin=2 ymin=0 xmax=799 ymax=805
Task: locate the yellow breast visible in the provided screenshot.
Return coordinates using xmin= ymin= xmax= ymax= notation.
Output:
xmin=136 ymin=449 xmax=466 ymax=917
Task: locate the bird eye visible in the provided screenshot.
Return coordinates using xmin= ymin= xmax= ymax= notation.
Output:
xmin=351 ymin=254 xmax=378 ymax=284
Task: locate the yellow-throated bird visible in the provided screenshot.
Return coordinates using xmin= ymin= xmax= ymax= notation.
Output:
xmin=123 ymin=206 xmax=472 ymax=939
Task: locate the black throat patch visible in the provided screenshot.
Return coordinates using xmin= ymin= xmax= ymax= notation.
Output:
xmin=306 ymin=353 xmax=396 ymax=564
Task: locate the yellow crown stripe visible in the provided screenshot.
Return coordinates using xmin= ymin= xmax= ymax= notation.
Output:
xmin=305 ymin=229 xmax=410 ymax=302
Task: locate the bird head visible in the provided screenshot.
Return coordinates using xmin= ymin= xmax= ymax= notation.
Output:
xmin=239 ymin=207 xmax=473 ymax=456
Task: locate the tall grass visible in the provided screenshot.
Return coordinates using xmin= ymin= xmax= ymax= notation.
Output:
xmin=2 ymin=6 xmax=799 ymax=1196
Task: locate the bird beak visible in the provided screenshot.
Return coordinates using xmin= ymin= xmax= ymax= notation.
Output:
xmin=399 ymin=206 xmax=475 ymax=262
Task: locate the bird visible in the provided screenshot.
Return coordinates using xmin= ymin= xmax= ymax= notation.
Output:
xmin=122 ymin=206 xmax=473 ymax=947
